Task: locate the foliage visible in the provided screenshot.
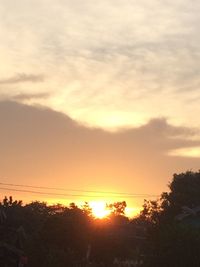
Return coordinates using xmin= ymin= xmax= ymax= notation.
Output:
xmin=0 ymin=197 xmax=134 ymax=267
xmin=139 ymin=170 xmax=200 ymax=266
xmin=107 ymin=201 xmax=127 ymax=216
xmin=2 ymin=171 xmax=200 ymax=266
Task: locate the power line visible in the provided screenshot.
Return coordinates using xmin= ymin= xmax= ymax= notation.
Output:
xmin=1 ymin=182 xmax=147 ymax=196
xmin=0 ymin=182 xmax=159 ymax=198
xmin=0 ymin=187 xmax=158 ymax=199
xmin=0 ymin=187 xmax=106 ymax=198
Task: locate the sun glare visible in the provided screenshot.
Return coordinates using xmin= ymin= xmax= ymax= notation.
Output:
xmin=90 ymin=201 xmax=110 ymax=218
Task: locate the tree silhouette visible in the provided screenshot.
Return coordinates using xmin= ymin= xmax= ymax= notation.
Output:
xmin=107 ymin=201 xmax=127 ymax=216
xmin=139 ymin=171 xmax=200 ymax=267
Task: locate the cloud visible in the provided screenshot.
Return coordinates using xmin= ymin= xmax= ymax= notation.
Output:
xmin=0 ymin=0 xmax=200 ymax=129
xmin=168 ymin=147 xmax=200 ymax=158
xmin=13 ymin=92 xmax=50 ymax=101
xmin=0 ymin=73 xmax=44 ymax=85
xmin=0 ymin=101 xmax=200 ymax=206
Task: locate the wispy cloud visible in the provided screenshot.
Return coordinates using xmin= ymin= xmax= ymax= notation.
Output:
xmin=13 ymin=92 xmax=49 ymax=101
xmin=0 ymin=0 xmax=200 ymax=129
xmin=0 ymin=73 xmax=44 ymax=85
xmin=168 ymin=147 xmax=200 ymax=158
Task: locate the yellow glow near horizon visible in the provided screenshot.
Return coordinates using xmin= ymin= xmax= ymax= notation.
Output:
xmin=89 ymin=201 xmax=141 ymax=218
xmin=90 ymin=201 xmax=110 ymax=218
xmin=46 ymin=198 xmax=141 ymax=218
xmin=126 ymin=207 xmax=141 ymax=218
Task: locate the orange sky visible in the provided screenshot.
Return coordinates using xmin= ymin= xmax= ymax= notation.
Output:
xmin=1 ymin=1 xmax=200 ymax=215
xmin=0 ymin=102 xmax=200 ymax=216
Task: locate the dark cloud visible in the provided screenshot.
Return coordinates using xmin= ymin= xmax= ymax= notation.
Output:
xmin=13 ymin=93 xmax=50 ymax=101
xmin=0 ymin=101 xmax=199 ymax=207
xmin=0 ymin=73 xmax=44 ymax=85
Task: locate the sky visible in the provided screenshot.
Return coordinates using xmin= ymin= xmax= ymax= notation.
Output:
xmin=0 ymin=0 xmax=200 ymax=215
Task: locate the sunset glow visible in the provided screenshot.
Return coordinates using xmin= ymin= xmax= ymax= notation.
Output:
xmin=1 ymin=0 xmax=200 ymax=264
xmin=90 ymin=201 xmax=110 ymax=218
xmin=1 ymin=0 xmax=200 ymax=215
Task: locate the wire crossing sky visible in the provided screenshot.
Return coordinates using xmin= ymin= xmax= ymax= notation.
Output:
xmin=0 ymin=187 xmax=158 ymax=199
xmin=0 ymin=182 xmax=159 ymax=198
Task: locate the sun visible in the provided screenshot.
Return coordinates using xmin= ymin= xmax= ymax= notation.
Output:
xmin=90 ymin=201 xmax=110 ymax=218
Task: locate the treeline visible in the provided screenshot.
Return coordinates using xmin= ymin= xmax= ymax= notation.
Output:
xmin=139 ymin=170 xmax=200 ymax=267
xmin=0 ymin=197 xmax=139 ymax=267
xmin=1 ymin=171 xmax=200 ymax=267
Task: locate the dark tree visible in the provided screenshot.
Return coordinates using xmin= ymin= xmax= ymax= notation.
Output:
xmin=107 ymin=201 xmax=127 ymax=216
xmin=139 ymin=171 xmax=200 ymax=267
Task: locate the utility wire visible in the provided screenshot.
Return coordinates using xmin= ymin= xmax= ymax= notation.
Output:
xmin=0 ymin=187 xmax=107 ymax=198
xmin=0 ymin=182 xmax=159 ymax=198
xmin=0 ymin=187 xmax=158 ymax=199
